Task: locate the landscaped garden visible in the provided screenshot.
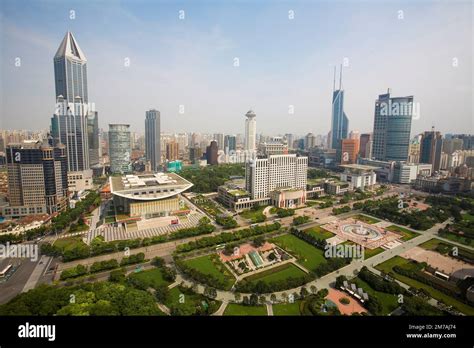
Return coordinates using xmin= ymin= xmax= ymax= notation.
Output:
xmin=271 ymin=234 xmax=326 ymax=271
xmin=127 ymin=268 xmax=172 ymax=290
xmin=364 ymin=247 xmax=384 ymax=259
xmin=375 ymin=256 xmax=474 ymax=315
xmin=223 ymin=303 xmax=267 ymax=316
xmin=242 ymin=263 xmax=307 ymax=285
xmin=163 ymin=285 xmax=222 ymax=315
xmin=420 ymin=238 xmax=474 ymax=263
xmin=239 ymin=205 xmax=268 ymax=223
xmin=352 ymin=214 xmax=380 ymax=224
xmin=182 ymin=254 xmax=235 ymax=290
xmin=352 ymin=277 xmax=398 ymax=315
xmin=272 ymin=300 xmax=302 ymax=315
xmin=386 ymin=225 xmax=420 ymax=241
xmin=304 ymin=226 xmax=334 ymax=240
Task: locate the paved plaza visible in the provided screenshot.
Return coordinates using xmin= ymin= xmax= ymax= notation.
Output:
xmin=83 ymin=212 xmax=205 ymax=244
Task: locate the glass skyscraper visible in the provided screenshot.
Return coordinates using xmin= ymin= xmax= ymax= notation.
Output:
xmin=330 ymin=67 xmax=349 ymax=150
xmin=372 ymin=92 xmax=413 ymax=162
xmin=53 ymin=32 xmax=88 ymax=103
xmin=109 ymin=124 xmax=131 ymax=174
xmin=145 ymin=109 xmax=161 ymax=171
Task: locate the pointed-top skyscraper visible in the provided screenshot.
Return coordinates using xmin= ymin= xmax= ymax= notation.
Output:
xmin=51 ymin=32 xmax=94 ymax=192
xmin=53 ymin=31 xmax=88 ymax=104
xmin=330 ymin=65 xmax=349 ymax=150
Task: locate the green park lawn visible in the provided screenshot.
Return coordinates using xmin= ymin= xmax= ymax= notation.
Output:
xmin=272 ymin=301 xmax=302 ymax=315
xmin=353 ymin=277 xmax=398 ymax=315
xmin=304 ymin=226 xmax=335 ymax=240
xmin=375 ymin=256 xmax=474 ymax=315
xmin=461 ymin=213 xmax=474 ymax=222
xmin=165 ymin=286 xmax=222 ymax=315
xmin=386 ymin=225 xmax=420 ymax=241
xmin=271 ymin=234 xmax=326 ymax=271
xmin=53 ymin=237 xmax=88 ymax=251
xmin=243 ymin=263 xmax=307 ymax=285
xmin=439 ymin=232 xmax=474 ymax=247
xmin=352 ymin=214 xmax=380 ymax=224
xmin=420 ymin=238 xmax=474 ymax=261
xmin=128 ymin=268 xmax=171 ymax=290
xmin=364 ymin=247 xmax=384 ymax=259
xmin=239 ymin=206 xmax=268 ymax=222
xmin=183 ymin=255 xmax=235 ymax=290
xmin=223 ymin=303 xmax=267 ymax=316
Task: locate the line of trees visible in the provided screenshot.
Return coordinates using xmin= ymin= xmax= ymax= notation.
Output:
xmin=42 ymin=217 xmax=215 ymax=262
xmin=59 ymin=253 xmax=145 ymax=280
xmin=175 ymin=222 xmax=281 ymax=253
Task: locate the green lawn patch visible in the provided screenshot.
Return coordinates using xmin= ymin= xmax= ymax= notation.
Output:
xmin=304 ymin=226 xmax=335 ymax=240
xmin=462 ymin=213 xmax=474 ymax=222
xmin=183 ymin=255 xmax=235 ymax=290
xmin=420 ymin=238 xmax=474 ymax=262
xmin=386 ymin=225 xmax=420 ymax=241
xmin=438 ymin=232 xmax=474 ymax=247
xmin=53 ymin=237 xmax=87 ymax=251
xmin=376 ymin=256 xmax=474 ymax=315
xmin=271 ymin=234 xmax=326 ymax=271
xmin=272 ymin=301 xmax=302 ymax=315
xmin=243 ymin=263 xmax=307 ymax=285
xmin=223 ymin=303 xmax=267 ymax=316
xmin=128 ymin=268 xmax=171 ymax=290
xmin=364 ymin=247 xmax=384 ymax=259
xmin=165 ymin=286 xmax=222 ymax=315
xmin=353 ymin=277 xmax=398 ymax=315
xmin=352 ymin=214 xmax=380 ymax=224
xmin=239 ymin=206 xmax=268 ymax=222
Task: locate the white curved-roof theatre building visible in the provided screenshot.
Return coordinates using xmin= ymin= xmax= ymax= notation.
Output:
xmin=110 ymin=172 xmax=193 ymax=218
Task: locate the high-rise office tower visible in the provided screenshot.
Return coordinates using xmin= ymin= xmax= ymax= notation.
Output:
xmin=284 ymin=134 xmax=294 ymax=149
xmin=305 ymin=133 xmax=317 ymax=149
xmin=206 ymin=140 xmax=219 ymax=165
xmin=213 ymin=133 xmax=225 ymax=150
xmin=87 ymin=111 xmax=100 ymax=166
xmin=109 ymin=124 xmax=131 ymax=174
xmin=3 ymin=140 xmax=68 ymax=218
xmin=51 ymin=32 xmax=94 ymax=191
xmin=244 ymin=110 xmax=257 ymax=154
xmin=442 ymin=138 xmax=464 ymax=155
xmin=330 ymin=66 xmax=349 ymax=150
xmin=359 ymin=133 xmax=372 ymax=159
xmin=420 ymin=128 xmax=443 ymax=172
xmin=166 ymin=141 xmax=179 ymax=161
xmin=54 ymin=32 xmax=88 ymax=104
xmin=145 ymin=109 xmax=161 ymax=171
xmin=189 ymin=145 xmax=202 ymax=164
xmin=224 ymin=135 xmax=236 ymax=154
xmin=341 ymin=138 xmax=360 ymax=164
xmin=372 ymin=91 xmax=413 ymax=162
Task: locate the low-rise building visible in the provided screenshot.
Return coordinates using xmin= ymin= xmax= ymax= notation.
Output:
xmin=339 ymin=164 xmax=377 ymax=191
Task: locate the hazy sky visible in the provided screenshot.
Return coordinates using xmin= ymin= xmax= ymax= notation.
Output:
xmin=0 ymin=0 xmax=472 ymax=136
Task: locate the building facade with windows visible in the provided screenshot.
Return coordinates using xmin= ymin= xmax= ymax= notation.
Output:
xmin=3 ymin=140 xmax=68 ymax=218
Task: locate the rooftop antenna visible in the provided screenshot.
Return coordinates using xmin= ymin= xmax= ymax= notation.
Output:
xmin=339 ymin=64 xmax=343 ymax=90
xmin=333 ymin=66 xmax=336 ymax=92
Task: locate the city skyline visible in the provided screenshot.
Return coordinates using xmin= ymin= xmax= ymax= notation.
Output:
xmin=0 ymin=0 xmax=472 ymax=136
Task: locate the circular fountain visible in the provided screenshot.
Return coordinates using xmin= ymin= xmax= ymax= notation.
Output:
xmin=340 ymin=223 xmax=381 ymax=240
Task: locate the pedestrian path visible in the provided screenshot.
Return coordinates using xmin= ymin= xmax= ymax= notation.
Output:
xmin=266 ymin=303 xmax=273 ymax=316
